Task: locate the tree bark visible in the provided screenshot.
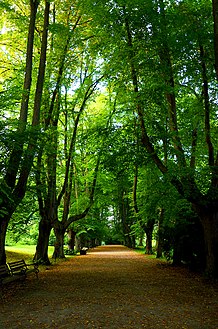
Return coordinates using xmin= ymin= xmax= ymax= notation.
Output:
xmin=143 ymin=221 xmax=154 ymax=255
xmin=75 ymin=235 xmax=81 ymax=251
xmin=4 ymin=0 xmax=39 ymax=189
xmin=156 ymin=208 xmax=164 ymax=258
xmin=35 ymin=123 xmax=58 ymax=263
xmin=0 ymin=0 xmax=50 ymax=265
xmin=145 ymin=230 xmax=153 ymax=255
xmin=8 ymin=0 xmax=49 ymax=201
xmin=53 ymin=223 xmax=66 ymax=259
xmin=123 ymin=2 xmax=218 ymax=277
xmin=67 ymin=229 xmax=76 ymax=251
xmin=199 ymin=209 xmax=218 ymax=278
xmin=118 ymin=188 xmax=132 ymax=248
xmin=199 ymin=44 xmax=214 ymax=166
xmin=34 ymin=215 xmax=52 ymax=264
xmin=0 ymin=213 xmax=12 ymax=264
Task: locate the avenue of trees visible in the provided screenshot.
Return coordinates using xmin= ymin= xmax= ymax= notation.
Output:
xmin=0 ymin=0 xmax=217 ymax=278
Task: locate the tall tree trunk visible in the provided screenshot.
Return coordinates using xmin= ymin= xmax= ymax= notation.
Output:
xmin=143 ymin=222 xmax=154 ymax=255
xmin=199 ymin=43 xmax=214 ymax=166
xmin=0 ymin=0 xmax=50 ymax=265
xmin=52 ymin=223 xmax=66 ymax=259
xmin=123 ymin=2 xmax=218 ymax=277
xmin=67 ymin=229 xmax=76 ymax=251
xmin=198 ymin=209 xmax=218 ymax=278
xmin=35 ymin=13 xmax=83 ymax=263
xmin=120 ymin=189 xmax=132 ymax=248
xmin=34 ymin=137 xmax=57 ymax=264
xmin=4 ymin=0 xmax=39 ymax=188
xmin=75 ymin=236 xmax=81 ymax=251
xmin=156 ymin=208 xmax=164 ymax=258
xmin=138 ymin=233 xmax=144 ymax=247
xmin=0 ymin=211 xmax=13 ymax=264
xmin=0 ymin=1 xmax=38 ymax=263
xmin=34 ymin=184 xmax=57 ymax=263
xmin=34 ymin=214 xmax=52 ymax=265
xmin=145 ymin=230 xmax=153 ymax=255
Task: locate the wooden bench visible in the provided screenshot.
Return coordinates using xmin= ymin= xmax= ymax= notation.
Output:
xmin=0 ymin=263 xmax=26 ymax=300
xmin=8 ymin=259 xmax=39 ymax=279
xmin=0 ymin=264 xmax=26 ymax=285
xmin=0 ymin=260 xmax=39 ymax=301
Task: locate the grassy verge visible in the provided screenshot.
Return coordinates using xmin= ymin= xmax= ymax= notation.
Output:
xmin=5 ymin=245 xmax=54 ymax=263
xmin=133 ymin=246 xmax=146 ymax=254
xmin=5 ymin=245 xmax=75 ymax=268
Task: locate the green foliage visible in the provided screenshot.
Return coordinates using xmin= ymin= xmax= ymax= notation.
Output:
xmin=0 ymin=0 xmax=217 ymax=275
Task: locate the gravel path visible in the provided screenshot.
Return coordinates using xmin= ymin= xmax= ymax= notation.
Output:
xmin=0 ymin=245 xmax=217 ymax=329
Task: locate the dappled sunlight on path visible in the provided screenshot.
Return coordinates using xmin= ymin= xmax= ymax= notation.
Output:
xmin=0 ymin=245 xmax=218 ymax=329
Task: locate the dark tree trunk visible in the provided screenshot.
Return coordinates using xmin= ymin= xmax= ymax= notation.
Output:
xmin=120 ymin=190 xmax=133 ymax=248
xmin=145 ymin=233 xmax=153 ymax=254
xmin=75 ymin=236 xmax=81 ymax=251
xmin=124 ymin=235 xmax=133 ymax=248
xmin=52 ymin=223 xmax=66 ymax=259
xmin=34 ymin=216 xmax=52 ymax=265
xmin=200 ymin=210 xmax=218 ymax=278
xmin=0 ymin=217 xmax=10 ymax=264
xmin=156 ymin=208 xmax=164 ymax=258
xmin=142 ymin=220 xmax=154 ymax=255
xmin=67 ymin=229 xmax=76 ymax=251
xmin=144 ymin=226 xmax=154 ymax=254
xmin=172 ymin=239 xmax=182 ymax=266
xmin=138 ymin=234 xmax=144 ymax=247
xmin=131 ymin=236 xmax=136 ymax=249
xmin=4 ymin=0 xmax=39 ymax=189
xmin=0 ymin=0 xmax=40 ymax=266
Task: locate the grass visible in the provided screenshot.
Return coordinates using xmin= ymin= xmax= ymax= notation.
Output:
xmin=134 ymin=246 xmax=146 ymax=254
xmin=133 ymin=246 xmax=169 ymax=263
xmin=5 ymin=245 xmax=54 ymax=263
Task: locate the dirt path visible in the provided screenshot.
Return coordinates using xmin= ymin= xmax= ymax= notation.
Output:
xmin=0 ymin=245 xmax=217 ymax=329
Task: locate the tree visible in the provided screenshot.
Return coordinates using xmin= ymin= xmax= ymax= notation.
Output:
xmin=84 ymin=0 xmax=218 ymax=277
xmin=33 ymin=2 xmax=103 ymax=262
xmin=0 ymin=0 xmax=49 ymax=265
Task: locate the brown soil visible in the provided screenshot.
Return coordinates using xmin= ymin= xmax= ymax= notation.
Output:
xmin=0 ymin=245 xmax=218 ymax=329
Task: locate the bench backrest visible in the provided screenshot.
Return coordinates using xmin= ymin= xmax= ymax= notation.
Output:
xmin=8 ymin=260 xmax=26 ymax=275
xmin=0 ymin=264 xmax=11 ymax=279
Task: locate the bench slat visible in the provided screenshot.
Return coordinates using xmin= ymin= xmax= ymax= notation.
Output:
xmin=8 ymin=259 xmax=39 ymax=278
xmin=1 ymin=260 xmax=39 ymax=302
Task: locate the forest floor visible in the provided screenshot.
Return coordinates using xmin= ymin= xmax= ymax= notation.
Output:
xmin=0 ymin=245 xmax=218 ymax=329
